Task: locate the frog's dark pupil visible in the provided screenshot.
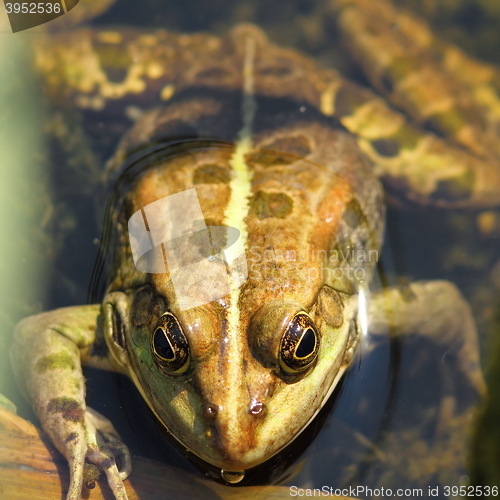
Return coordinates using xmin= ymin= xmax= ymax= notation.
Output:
xmin=154 ymin=328 xmax=175 ymax=360
xmin=295 ymin=328 xmax=315 ymax=358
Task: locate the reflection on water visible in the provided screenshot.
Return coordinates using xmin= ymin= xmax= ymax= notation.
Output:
xmin=2 ymin=0 xmax=500 ymax=497
xmin=0 ymin=13 xmax=48 ymax=420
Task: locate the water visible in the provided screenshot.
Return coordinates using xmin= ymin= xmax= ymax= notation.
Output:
xmin=2 ymin=0 xmax=500 ymax=497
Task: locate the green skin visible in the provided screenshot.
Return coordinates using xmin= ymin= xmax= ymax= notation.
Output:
xmin=10 ymin=1 xmax=497 ymax=498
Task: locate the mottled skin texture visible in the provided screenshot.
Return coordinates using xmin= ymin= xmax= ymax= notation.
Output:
xmin=35 ymin=3 xmax=500 ymax=208
xmin=104 ymin=121 xmax=377 ymax=472
xmin=10 ymin=1 xmax=495 ymax=499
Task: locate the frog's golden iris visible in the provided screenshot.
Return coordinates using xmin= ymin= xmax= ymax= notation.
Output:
xmin=279 ymin=312 xmax=320 ymax=375
xmin=151 ymin=312 xmax=190 ymax=375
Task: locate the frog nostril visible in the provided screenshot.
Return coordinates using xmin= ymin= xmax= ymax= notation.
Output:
xmin=249 ymin=401 xmax=266 ymax=416
xmin=203 ymin=403 xmax=219 ymax=419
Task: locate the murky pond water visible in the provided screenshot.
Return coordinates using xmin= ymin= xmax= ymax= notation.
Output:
xmin=1 ymin=0 xmax=500 ymax=498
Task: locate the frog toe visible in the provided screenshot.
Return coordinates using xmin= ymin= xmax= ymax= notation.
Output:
xmin=64 ymin=427 xmax=130 ymax=500
xmin=66 ymin=451 xmax=85 ymax=500
xmin=84 ymin=406 xmax=131 ymax=498
xmin=103 ymin=465 xmax=129 ymax=500
xmin=101 ymin=429 xmax=132 ymax=480
xmin=86 ymin=444 xmax=129 ymax=500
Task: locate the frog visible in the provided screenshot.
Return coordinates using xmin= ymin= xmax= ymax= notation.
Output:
xmin=10 ymin=0 xmax=500 ymax=498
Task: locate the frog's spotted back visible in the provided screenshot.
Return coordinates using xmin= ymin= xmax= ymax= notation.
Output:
xmin=37 ymin=17 xmax=500 ymax=209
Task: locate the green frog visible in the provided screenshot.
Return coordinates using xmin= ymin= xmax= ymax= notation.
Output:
xmin=11 ymin=0 xmax=500 ymax=498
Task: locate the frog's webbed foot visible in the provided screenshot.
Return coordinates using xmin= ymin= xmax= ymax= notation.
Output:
xmin=64 ymin=407 xmax=131 ymax=500
xmin=367 ymin=280 xmax=486 ymax=421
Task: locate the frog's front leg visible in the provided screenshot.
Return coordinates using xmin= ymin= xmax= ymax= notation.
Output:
xmin=11 ymin=305 xmax=131 ymax=500
xmin=367 ymin=280 xmax=486 ymax=407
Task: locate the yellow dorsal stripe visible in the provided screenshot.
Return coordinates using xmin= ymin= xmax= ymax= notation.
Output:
xmin=223 ymin=36 xmax=256 ymax=425
xmin=225 ymin=35 xmax=256 ymax=288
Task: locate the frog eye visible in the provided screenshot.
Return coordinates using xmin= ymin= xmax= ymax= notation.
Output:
xmin=279 ymin=312 xmax=319 ymax=374
xmin=151 ymin=313 xmax=190 ymax=375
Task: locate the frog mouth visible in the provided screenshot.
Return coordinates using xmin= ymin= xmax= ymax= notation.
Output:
xmin=136 ymin=364 xmax=350 ymax=486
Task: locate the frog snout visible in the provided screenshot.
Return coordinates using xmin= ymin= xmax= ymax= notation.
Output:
xmin=192 ymin=353 xmax=277 ymax=468
xmin=202 ymin=396 xmax=270 ymax=469
xmin=202 ymin=400 xmax=266 ymax=419
xmin=248 ymin=400 xmax=266 ymax=416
